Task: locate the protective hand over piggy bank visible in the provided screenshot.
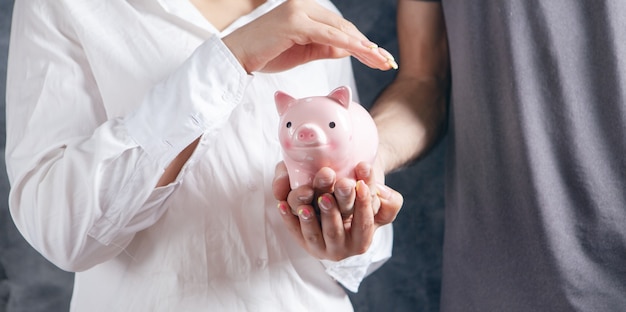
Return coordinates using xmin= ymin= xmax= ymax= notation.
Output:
xmin=275 ymin=86 xmax=379 ymax=189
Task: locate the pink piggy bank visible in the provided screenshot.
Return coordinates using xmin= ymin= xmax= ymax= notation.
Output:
xmin=275 ymin=86 xmax=379 ymax=189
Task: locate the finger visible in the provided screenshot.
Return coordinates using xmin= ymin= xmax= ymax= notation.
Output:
xmin=297 ymin=19 xmax=391 ymax=70
xmin=349 ymin=180 xmax=376 ymax=255
xmin=355 ymin=162 xmax=376 ymax=184
xmin=354 ymin=162 xmax=380 ymax=214
xmin=305 ymin=3 xmax=397 ymax=69
xmin=287 ymin=42 xmax=394 ymax=72
xmin=355 ymin=162 xmax=383 ymax=195
xmin=334 ymin=178 xmax=356 ymax=218
xmin=317 ymin=193 xmax=347 ymax=259
xmin=374 ymin=183 xmax=403 ymax=226
xmin=277 ymin=201 xmax=305 ymax=246
xmin=272 ymin=161 xmax=291 ymax=201
xmin=312 ymin=167 xmax=336 ymax=194
xmin=310 ymin=26 xmax=393 ymax=70
xmin=371 ymin=190 xmax=382 ymax=215
xmin=377 ymin=47 xmax=399 ymax=70
xmin=287 ymin=186 xmax=315 ymax=215
xmin=296 ymin=205 xmax=326 ymax=256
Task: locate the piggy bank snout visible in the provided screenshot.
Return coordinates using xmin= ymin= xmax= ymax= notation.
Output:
xmin=295 ymin=124 xmax=327 ymax=145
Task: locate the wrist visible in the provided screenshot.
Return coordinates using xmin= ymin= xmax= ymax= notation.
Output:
xmin=221 ymin=35 xmax=252 ymax=74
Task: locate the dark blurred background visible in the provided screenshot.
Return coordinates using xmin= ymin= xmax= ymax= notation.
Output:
xmin=0 ymin=0 xmax=445 ymax=311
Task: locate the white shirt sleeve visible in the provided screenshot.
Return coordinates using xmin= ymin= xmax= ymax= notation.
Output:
xmin=91 ymin=36 xmax=251 ymax=246
xmin=5 ymin=2 xmax=250 ymax=272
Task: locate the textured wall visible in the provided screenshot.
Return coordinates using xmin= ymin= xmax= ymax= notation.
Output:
xmin=0 ymin=1 xmax=444 ymax=311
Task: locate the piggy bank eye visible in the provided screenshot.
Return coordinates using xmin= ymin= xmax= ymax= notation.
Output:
xmin=329 ymin=122 xmax=336 ymax=129
xmin=286 ymin=121 xmax=292 ymax=128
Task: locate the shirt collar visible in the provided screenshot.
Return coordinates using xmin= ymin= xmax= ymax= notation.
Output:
xmin=150 ymin=0 xmax=281 ymax=36
xmin=156 ymin=0 xmax=216 ymax=32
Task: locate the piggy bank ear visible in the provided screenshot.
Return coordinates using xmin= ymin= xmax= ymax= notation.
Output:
xmin=275 ymin=91 xmax=296 ymax=116
xmin=327 ymin=86 xmax=352 ymax=109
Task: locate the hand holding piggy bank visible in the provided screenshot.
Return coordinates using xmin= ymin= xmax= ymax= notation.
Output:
xmin=275 ymin=86 xmax=379 ymax=189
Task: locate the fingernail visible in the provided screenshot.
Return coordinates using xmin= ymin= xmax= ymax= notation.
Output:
xmin=355 ymin=180 xmax=369 ymax=200
xmin=297 ymin=191 xmax=313 ymax=203
xmin=376 ymin=183 xmax=392 ymax=200
xmin=378 ymin=48 xmax=399 ymax=70
xmin=278 ymin=202 xmax=289 ymax=215
xmin=298 ymin=207 xmax=313 ymax=220
xmin=356 ymin=165 xmax=371 ymax=180
xmin=336 ymin=185 xmax=352 ymax=198
xmin=318 ymin=177 xmax=333 ymax=188
xmin=317 ymin=195 xmax=332 ymax=212
xmin=275 ymin=165 xmax=289 ymax=179
xmin=388 ymin=59 xmax=399 ymax=70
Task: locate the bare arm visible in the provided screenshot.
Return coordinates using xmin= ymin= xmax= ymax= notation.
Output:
xmin=372 ymin=0 xmax=450 ymax=174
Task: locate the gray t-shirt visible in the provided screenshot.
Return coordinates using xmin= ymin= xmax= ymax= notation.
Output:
xmin=426 ymin=1 xmax=626 ymax=311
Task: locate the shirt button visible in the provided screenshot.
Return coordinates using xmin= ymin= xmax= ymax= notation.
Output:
xmin=247 ymin=181 xmax=258 ymax=192
xmin=255 ymin=258 xmax=267 ymax=268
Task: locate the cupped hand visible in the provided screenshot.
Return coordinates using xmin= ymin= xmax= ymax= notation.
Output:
xmin=272 ymin=161 xmax=403 ymax=261
xmin=222 ymin=0 xmax=396 ymax=73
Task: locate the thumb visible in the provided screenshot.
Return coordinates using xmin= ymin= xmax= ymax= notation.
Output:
xmin=272 ymin=161 xmax=291 ymax=201
xmin=374 ymin=183 xmax=403 ymax=225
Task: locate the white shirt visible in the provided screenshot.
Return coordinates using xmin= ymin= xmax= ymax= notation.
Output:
xmin=6 ymin=0 xmax=393 ymax=311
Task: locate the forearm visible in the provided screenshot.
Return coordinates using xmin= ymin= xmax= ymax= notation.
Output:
xmin=371 ymin=0 xmax=450 ymax=174
xmin=371 ymin=77 xmax=447 ymax=173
